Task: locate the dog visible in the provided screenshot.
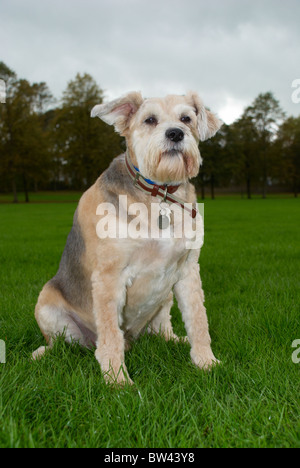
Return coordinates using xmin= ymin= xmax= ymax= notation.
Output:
xmin=32 ymin=91 xmax=222 ymax=385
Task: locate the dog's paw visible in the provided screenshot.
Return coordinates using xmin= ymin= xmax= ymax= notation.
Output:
xmin=177 ymin=335 xmax=189 ymax=344
xmin=95 ymin=348 xmax=134 ymax=386
xmin=161 ymin=332 xmax=189 ymax=344
xmin=191 ymin=348 xmax=221 ymax=371
xmin=103 ymin=369 xmax=134 ymax=387
xmin=169 ymin=334 xmax=190 ymax=345
xmin=31 ymin=346 xmax=49 ymax=360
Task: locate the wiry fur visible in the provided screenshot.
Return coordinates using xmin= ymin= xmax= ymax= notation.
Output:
xmin=33 ymin=91 xmax=222 ymax=385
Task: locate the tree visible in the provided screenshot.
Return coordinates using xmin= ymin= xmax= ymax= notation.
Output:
xmin=0 ymin=62 xmax=53 ymax=202
xmin=243 ymin=92 xmax=285 ymax=198
xmin=275 ymin=116 xmax=300 ymax=197
xmin=54 ymin=73 xmax=124 ymax=190
xmin=0 ymin=62 xmax=18 ymax=201
xmin=197 ymin=126 xmax=228 ymax=199
xmin=225 ymin=116 xmax=259 ymax=199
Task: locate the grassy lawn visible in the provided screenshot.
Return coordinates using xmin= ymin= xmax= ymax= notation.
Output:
xmin=0 ymin=198 xmax=299 ymax=448
xmin=0 ymin=191 xmax=82 ymax=204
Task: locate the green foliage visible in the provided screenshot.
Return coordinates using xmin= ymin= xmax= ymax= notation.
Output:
xmin=197 ymin=92 xmax=292 ymax=199
xmin=0 ymin=61 xmax=300 ymax=199
xmin=275 ymin=116 xmax=300 ymax=196
xmin=243 ymin=92 xmax=286 ymax=198
xmin=0 ymin=64 xmax=124 ymax=198
xmin=0 ymin=63 xmax=53 ymax=202
xmin=53 ymin=73 xmax=124 ymax=189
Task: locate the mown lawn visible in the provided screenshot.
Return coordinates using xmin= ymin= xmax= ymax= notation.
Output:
xmin=0 ymin=198 xmax=299 ymax=448
xmin=0 ymin=191 xmax=81 ymax=204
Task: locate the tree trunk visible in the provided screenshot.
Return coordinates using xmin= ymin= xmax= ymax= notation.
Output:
xmin=210 ymin=174 xmax=215 ymax=200
xmin=262 ymin=179 xmax=267 ymax=199
xmin=246 ymin=176 xmax=251 ymax=199
xmin=12 ymin=178 xmax=18 ymax=203
xmin=199 ymin=172 xmax=205 ymax=200
xmin=23 ymin=173 xmax=29 ymax=203
xmin=293 ymin=176 xmax=298 ymax=198
xmin=262 ymin=144 xmax=267 ymax=199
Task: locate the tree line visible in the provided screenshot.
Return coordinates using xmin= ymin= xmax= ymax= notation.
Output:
xmin=0 ymin=61 xmax=299 ymax=202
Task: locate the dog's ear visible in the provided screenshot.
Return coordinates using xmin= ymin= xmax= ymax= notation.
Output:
xmin=91 ymin=91 xmax=144 ymax=134
xmin=186 ymin=91 xmax=223 ymax=141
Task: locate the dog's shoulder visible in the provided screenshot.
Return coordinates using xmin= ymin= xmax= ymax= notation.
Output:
xmin=97 ymin=153 xmax=140 ymax=201
xmin=76 ymin=154 xmax=130 ymax=216
xmin=98 ymin=153 xmax=127 ymax=187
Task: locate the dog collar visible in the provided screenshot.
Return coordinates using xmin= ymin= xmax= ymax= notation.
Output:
xmin=124 ymin=152 xmax=197 ymax=218
xmin=132 ymin=164 xmax=165 ymax=187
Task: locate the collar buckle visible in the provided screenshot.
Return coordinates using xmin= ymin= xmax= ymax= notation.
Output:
xmin=162 ymin=186 xmax=168 ymax=202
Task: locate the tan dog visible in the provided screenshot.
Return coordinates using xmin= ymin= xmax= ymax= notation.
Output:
xmin=32 ymin=91 xmax=222 ymax=385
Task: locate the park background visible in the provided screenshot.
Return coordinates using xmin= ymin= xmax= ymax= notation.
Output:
xmin=0 ymin=62 xmax=299 ymax=202
xmin=0 ymin=0 xmax=299 ymax=449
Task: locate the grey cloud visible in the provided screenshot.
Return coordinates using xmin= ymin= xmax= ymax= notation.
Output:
xmin=1 ymin=0 xmax=299 ymax=122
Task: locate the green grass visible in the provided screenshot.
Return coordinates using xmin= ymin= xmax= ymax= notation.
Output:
xmin=0 ymin=198 xmax=299 ymax=448
xmin=0 ymin=191 xmax=81 ymax=203
xmin=0 ymin=191 xmax=297 ymax=204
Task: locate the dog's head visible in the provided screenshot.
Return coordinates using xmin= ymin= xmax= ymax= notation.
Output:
xmin=91 ymin=91 xmax=222 ymax=184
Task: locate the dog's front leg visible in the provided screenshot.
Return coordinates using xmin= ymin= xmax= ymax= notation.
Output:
xmin=174 ymin=255 xmax=219 ymax=370
xmin=91 ymin=269 xmax=132 ymax=385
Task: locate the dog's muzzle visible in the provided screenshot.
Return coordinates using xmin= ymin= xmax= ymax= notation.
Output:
xmin=165 ymin=128 xmax=184 ymax=143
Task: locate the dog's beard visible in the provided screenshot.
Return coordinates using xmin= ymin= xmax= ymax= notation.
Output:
xmin=144 ymin=150 xmax=201 ymax=184
xmin=155 ymin=151 xmax=188 ymax=183
xmin=133 ymin=133 xmax=201 ymax=184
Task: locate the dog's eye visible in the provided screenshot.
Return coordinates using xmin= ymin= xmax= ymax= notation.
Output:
xmin=144 ymin=117 xmax=158 ymax=125
xmin=180 ymin=116 xmax=191 ymax=124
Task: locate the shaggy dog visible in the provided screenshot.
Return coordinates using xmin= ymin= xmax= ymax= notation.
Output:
xmin=32 ymin=91 xmax=222 ymax=384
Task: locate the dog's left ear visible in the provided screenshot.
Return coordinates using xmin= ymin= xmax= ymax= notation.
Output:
xmin=186 ymin=91 xmax=223 ymax=141
xmin=91 ymin=91 xmax=144 ymax=135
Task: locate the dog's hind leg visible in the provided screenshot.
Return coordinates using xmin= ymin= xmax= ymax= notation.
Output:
xmin=148 ymin=292 xmax=189 ymax=343
xmin=32 ymin=283 xmax=92 ymax=360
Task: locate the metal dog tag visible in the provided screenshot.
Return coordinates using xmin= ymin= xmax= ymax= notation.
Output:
xmin=158 ymin=203 xmax=171 ymax=230
xmin=158 ymin=214 xmax=170 ymax=230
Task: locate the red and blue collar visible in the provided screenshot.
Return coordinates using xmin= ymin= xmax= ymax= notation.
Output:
xmin=124 ymin=152 xmax=197 ymax=218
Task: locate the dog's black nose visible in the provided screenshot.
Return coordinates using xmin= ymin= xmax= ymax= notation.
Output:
xmin=165 ymin=128 xmax=184 ymax=143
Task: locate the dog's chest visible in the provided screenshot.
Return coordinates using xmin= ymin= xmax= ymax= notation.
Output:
xmin=119 ymin=238 xmax=188 ymax=335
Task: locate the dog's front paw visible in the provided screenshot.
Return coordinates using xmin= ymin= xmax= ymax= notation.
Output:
xmin=164 ymin=332 xmax=189 ymax=344
xmin=171 ymin=335 xmax=190 ymax=345
xmin=103 ymin=367 xmax=134 ymax=386
xmin=95 ymin=349 xmax=134 ymax=386
xmin=191 ymin=347 xmax=221 ymax=371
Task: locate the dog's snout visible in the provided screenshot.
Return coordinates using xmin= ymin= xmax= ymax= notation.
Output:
xmin=165 ymin=128 xmax=184 ymax=143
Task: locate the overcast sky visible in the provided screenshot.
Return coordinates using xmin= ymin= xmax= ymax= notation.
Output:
xmin=1 ymin=0 xmax=300 ymax=123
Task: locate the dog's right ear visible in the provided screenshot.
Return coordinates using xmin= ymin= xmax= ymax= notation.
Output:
xmin=186 ymin=91 xmax=223 ymax=142
xmin=91 ymin=91 xmax=143 ymax=135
